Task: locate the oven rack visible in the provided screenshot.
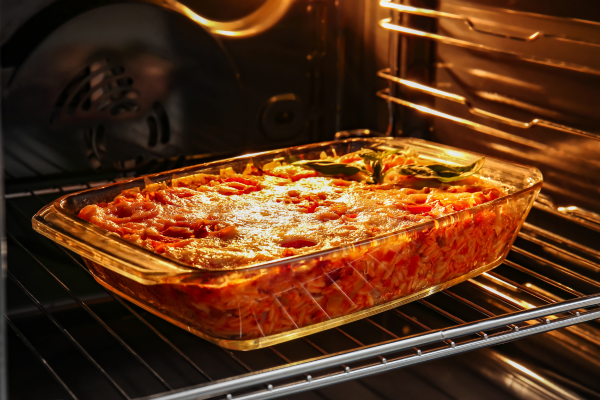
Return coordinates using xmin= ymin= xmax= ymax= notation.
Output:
xmin=375 ymin=85 xmax=600 ymax=192
xmin=376 ymin=68 xmax=598 ymax=142
xmin=5 ymin=183 xmax=600 ymax=400
xmin=379 ymin=0 xmax=600 ymax=76
xmin=375 ymin=69 xmax=600 ymax=230
xmin=380 ymin=1 xmax=600 ymax=47
xmin=375 ymin=72 xmax=600 ymax=173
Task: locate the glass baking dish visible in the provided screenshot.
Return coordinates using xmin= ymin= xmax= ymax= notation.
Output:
xmin=33 ymin=138 xmax=542 ymax=350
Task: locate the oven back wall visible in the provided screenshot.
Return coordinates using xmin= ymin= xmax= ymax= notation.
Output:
xmin=1 ymin=0 xmax=340 ymax=189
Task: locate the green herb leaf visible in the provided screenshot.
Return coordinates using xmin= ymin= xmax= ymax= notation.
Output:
xmin=358 ymin=149 xmax=402 ymax=163
xmin=292 ymin=160 xmax=363 ymax=176
xmin=358 ymin=149 xmax=403 ymax=184
xmin=389 ymin=157 xmax=485 ymax=183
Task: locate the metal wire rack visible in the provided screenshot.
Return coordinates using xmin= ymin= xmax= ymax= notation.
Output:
xmin=5 ymin=179 xmax=600 ymax=400
xmin=377 ymin=0 xmax=600 ymax=226
xmin=379 ymin=0 xmax=600 ymax=76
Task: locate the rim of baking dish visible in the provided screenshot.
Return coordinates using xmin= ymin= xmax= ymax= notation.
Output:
xmin=32 ymin=138 xmax=543 ymax=282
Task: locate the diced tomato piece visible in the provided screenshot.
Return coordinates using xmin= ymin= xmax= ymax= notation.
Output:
xmin=382 ymin=250 xmax=396 ymax=263
xmin=175 ymin=191 xmax=196 ymax=198
xmin=150 ymin=240 xmax=166 ymax=253
xmin=299 ymin=198 xmax=320 ymax=214
xmin=383 ymin=155 xmax=406 ymax=170
xmin=242 ymin=186 xmax=260 ymax=194
xmin=404 ymin=204 xmax=433 ymax=214
xmin=483 ymin=188 xmax=502 ymax=201
xmin=407 ymin=254 xmax=420 ymax=277
xmin=281 ymin=239 xmax=317 ymax=249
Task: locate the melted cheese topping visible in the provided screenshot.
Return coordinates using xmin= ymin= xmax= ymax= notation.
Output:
xmin=79 ymin=171 xmax=503 ymax=270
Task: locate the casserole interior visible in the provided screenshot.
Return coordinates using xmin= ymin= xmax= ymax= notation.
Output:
xmin=32 ymin=138 xmax=542 ymax=349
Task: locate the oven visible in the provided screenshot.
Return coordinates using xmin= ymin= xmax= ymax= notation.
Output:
xmin=2 ymin=1 xmax=600 ymax=399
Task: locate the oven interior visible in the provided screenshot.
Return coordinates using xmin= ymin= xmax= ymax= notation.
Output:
xmin=2 ymin=1 xmax=600 ymax=399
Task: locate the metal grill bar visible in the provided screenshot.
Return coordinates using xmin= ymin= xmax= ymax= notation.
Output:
xmin=376 ymin=88 xmax=567 ymax=155
xmin=7 ymin=233 xmax=173 ymax=391
xmin=442 ymin=289 xmax=523 ymax=334
xmin=518 ymin=231 xmax=600 ymax=271
xmin=5 ymin=316 xmax=79 ymax=400
xmin=443 ymin=290 xmax=495 ymax=318
xmin=504 ymin=259 xmax=584 ymax=298
xmin=6 ymin=271 xmax=131 ymax=399
xmin=107 ymin=294 xmax=214 ymax=382
xmin=392 ymin=309 xmax=454 ymax=349
xmin=23 ymin=191 xmax=216 ymax=383
xmin=485 ymin=271 xmax=566 ymax=307
xmin=521 ymin=222 xmax=600 ymax=260
xmin=378 ymin=1 xmax=600 ymax=76
xmin=12 ymin=194 xmax=253 ymax=385
xmin=377 ymin=68 xmax=599 ymax=142
xmin=379 ymin=1 xmax=600 ymax=46
xmin=223 ymin=349 xmax=253 ymax=373
xmin=76 ymin=267 xmax=213 ymax=381
xmin=334 ymin=327 xmax=365 ymax=348
xmin=511 ymin=246 xmax=600 ymax=289
xmin=228 ymin=311 xmax=600 ymax=400
xmin=45 ymin=224 xmax=215 ymax=382
xmin=149 ymin=305 xmax=600 ymax=400
xmin=364 ymin=318 xmax=399 ymax=340
xmin=467 ymin=279 xmax=530 ymax=312
xmin=533 ymin=202 xmax=600 ymax=234
xmin=417 ymin=299 xmax=489 ymax=340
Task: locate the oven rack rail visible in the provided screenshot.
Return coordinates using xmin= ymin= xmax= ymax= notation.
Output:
xmin=376 ymin=68 xmax=599 ymax=142
xmin=379 ymin=0 xmax=600 ymax=76
xmin=148 ymin=298 xmax=600 ymax=400
xmin=5 ymin=182 xmax=600 ymax=400
xmin=375 ymin=72 xmax=600 ymax=177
